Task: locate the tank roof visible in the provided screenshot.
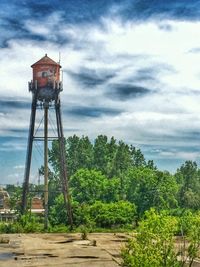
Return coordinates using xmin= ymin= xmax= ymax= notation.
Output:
xmin=31 ymin=54 xmax=61 ymax=68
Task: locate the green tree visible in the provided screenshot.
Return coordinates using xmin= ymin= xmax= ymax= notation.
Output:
xmin=93 ymin=135 xmax=109 ymax=174
xmin=112 ymin=141 xmax=132 ymax=198
xmin=179 ymin=211 xmax=200 ymax=266
xmin=49 ymin=194 xmax=67 ymax=225
xmin=113 ymin=141 xmax=132 ymax=177
xmin=89 ymin=201 xmax=136 ymax=228
xmin=103 ymin=177 xmax=121 ymax=202
xmin=106 ymin=136 xmax=118 ymax=177
xmin=176 ymin=161 xmax=200 ymax=209
xmin=130 ymin=145 xmax=146 ymax=168
xmin=37 ymin=166 xmax=59 ymax=207
xmin=69 ymin=169 xmax=108 ymax=204
xmin=6 ymin=185 xmax=22 ymax=211
xmin=49 ymin=135 xmax=93 ymax=177
xmin=125 ymin=168 xmax=178 ymax=215
xmin=122 ymin=209 xmax=180 ymax=267
xmin=68 ymin=135 xmax=93 ymax=175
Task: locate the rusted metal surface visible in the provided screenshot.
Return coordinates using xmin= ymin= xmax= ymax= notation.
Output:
xmin=22 ymin=89 xmax=38 ymax=213
xmin=55 ymin=96 xmax=73 ymax=227
xmin=31 ymin=54 xmax=61 ymax=89
xmin=44 ymin=105 xmax=48 ymax=230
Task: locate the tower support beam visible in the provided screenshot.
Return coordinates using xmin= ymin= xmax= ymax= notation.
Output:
xmin=55 ymin=98 xmax=73 ymax=227
xmin=22 ymin=89 xmax=38 ymax=213
xmin=44 ymin=103 xmax=49 ymax=230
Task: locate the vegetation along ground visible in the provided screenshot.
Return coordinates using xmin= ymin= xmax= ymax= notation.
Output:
xmin=2 ymin=135 xmax=200 ymax=266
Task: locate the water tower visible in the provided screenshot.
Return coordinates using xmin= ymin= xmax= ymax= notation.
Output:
xmin=22 ymin=54 xmax=73 ymax=228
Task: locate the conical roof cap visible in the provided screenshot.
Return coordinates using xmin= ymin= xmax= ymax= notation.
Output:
xmin=31 ymin=54 xmax=61 ymax=68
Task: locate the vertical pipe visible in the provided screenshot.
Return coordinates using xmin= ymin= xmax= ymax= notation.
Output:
xmin=44 ymin=104 xmax=48 ymax=230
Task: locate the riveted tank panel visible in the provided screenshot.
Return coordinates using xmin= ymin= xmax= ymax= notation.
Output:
xmin=33 ymin=64 xmax=60 ymax=88
xmin=30 ymin=54 xmax=62 ymax=102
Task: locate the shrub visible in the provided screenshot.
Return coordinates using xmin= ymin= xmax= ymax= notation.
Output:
xmin=121 ymin=209 xmax=180 ymax=267
xmin=89 ymin=201 xmax=136 ymax=228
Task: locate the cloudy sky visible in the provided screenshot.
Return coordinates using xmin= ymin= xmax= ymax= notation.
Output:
xmin=1 ymin=0 xmax=200 ymax=184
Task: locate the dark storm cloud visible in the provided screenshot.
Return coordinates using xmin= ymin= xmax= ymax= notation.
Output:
xmin=1 ymin=0 xmax=200 ymax=48
xmin=23 ymin=0 xmax=116 ymax=21
xmin=65 ymin=106 xmax=123 ymax=118
xmin=67 ymin=68 xmax=115 ymax=88
xmin=0 ymin=17 xmax=70 ymax=47
xmin=3 ymin=0 xmax=200 ymax=25
xmin=8 ymin=129 xmax=29 ymax=135
xmin=178 ymin=130 xmax=200 ymax=141
xmin=24 ymin=1 xmax=55 ymax=17
xmin=8 ymin=128 xmax=79 ymax=135
xmin=106 ymin=84 xmax=152 ymax=101
xmin=132 ymin=64 xmax=174 ymax=82
xmin=133 ymin=68 xmax=157 ymax=82
xmin=64 ymin=128 xmax=81 ymax=132
xmin=0 ymin=1 xmax=75 ymax=46
xmin=4 ymin=18 xmax=26 ymax=33
xmin=0 ymin=17 xmax=43 ymax=48
xmin=120 ymin=0 xmax=200 ymax=21
xmin=138 ymin=130 xmax=200 ymax=145
xmin=0 ymin=99 xmax=30 ymax=111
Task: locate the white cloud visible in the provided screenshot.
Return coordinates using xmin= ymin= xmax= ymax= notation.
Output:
xmin=1 ymin=13 xmax=200 ymax=181
xmin=159 ymin=150 xmax=200 ymax=161
xmin=14 ymin=165 xmax=24 ymax=170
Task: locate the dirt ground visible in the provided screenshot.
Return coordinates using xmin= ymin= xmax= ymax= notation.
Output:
xmin=0 ymin=233 xmax=129 ymax=267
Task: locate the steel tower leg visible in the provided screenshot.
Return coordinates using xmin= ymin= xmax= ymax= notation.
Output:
xmin=22 ymin=91 xmax=38 ymax=213
xmin=55 ymin=98 xmax=73 ymax=228
xmin=44 ymin=104 xmax=49 ymax=230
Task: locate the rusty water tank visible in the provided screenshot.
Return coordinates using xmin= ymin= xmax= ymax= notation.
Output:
xmin=29 ymin=54 xmax=62 ymax=102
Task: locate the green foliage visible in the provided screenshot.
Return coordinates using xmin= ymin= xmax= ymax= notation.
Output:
xmin=49 ymin=135 xmax=93 ymax=177
xmin=125 ymin=167 xmax=178 ymax=215
xmin=49 ymin=195 xmax=136 ymax=229
xmin=93 ymin=135 xmax=110 ymax=175
xmin=0 ymin=214 xmax=43 ymax=233
xmin=49 ymin=194 xmax=93 ymax=227
xmin=0 ymin=222 xmax=22 ymax=233
xmin=89 ymin=201 xmax=136 ymax=228
xmin=130 ymin=145 xmax=146 ymax=168
xmin=49 ymin=135 xmax=152 ymax=179
xmin=6 ymin=185 xmax=22 ymax=211
xmin=18 ymin=213 xmax=43 ymax=232
xmin=69 ymin=168 xmax=120 ymax=204
xmin=49 ymin=194 xmax=67 ymax=225
xmin=48 ymin=224 xmax=69 ymax=233
xmin=66 ymin=135 xmax=94 ymax=176
xmin=80 ymin=225 xmax=88 ymax=240
xmin=179 ymin=211 xmax=200 ymax=265
xmin=121 ymin=209 xmax=180 ymax=267
xmin=186 ymin=213 xmax=200 ymax=266
xmin=6 ymin=134 xmax=200 ymax=247
xmin=176 ymin=161 xmax=200 ymax=209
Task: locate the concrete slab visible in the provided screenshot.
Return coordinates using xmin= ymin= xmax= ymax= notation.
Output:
xmin=0 ymin=233 xmax=128 ymax=267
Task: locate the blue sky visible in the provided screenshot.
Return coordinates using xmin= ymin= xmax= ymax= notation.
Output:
xmin=1 ymin=0 xmax=200 ymax=184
